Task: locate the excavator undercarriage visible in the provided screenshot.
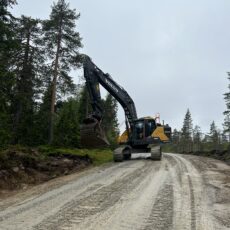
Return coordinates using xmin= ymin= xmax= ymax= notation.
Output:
xmin=113 ymin=145 xmax=162 ymax=161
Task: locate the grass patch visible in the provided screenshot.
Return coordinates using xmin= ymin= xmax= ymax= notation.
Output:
xmin=38 ymin=146 xmax=113 ymax=166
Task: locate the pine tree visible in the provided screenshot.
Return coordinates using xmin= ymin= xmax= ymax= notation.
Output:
xmin=43 ymin=0 xmax=82 ymax=144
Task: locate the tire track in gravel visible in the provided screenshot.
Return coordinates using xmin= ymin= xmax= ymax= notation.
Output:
xmin=0 ymin=161 xmax=147 ymax=230
xmin=165 ymin=153 xmax=215 ymax=230
xmin=0 ymin=153 xmax=229 ymax=230
xmin=35 ymin=160 xmax=163 ymax=230
xmin=71 ymin=158 xmax=170 ymax=230
xmin=164 ymin=154 xmax=194 ymax=230
xmin=143 ymin=176 xmax=174 ymax=230
xmin=181 ymin=154 xmax=230 ymax=230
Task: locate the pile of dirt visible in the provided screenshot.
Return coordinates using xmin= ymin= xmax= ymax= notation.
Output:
xmin=0 ymin=148 xmax=92 ymax=191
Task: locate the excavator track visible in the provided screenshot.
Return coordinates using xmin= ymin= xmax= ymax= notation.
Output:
xmin=80 ymin=118 xmax=110 ymax=148
xmin=150 ymin=145 xmax=162 ymax=160
xmin=113 ymin=146 xmax=132 ymax=162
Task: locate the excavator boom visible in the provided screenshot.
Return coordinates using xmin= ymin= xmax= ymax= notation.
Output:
xmin=80 ymin=55 xmax=137 ymax=148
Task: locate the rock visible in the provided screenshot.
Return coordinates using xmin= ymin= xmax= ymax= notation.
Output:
xmin=19 ymin=164 xmax=25 ymax=170
xmin=12 ymin=167 xmax=19 ymax=173
xmin=63 ymin=158 xmax=72 ymax=163
xmin=21 ymin=184 xmax=28 ymax=190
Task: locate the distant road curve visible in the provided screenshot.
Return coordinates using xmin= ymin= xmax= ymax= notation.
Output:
xmin=0 ymin=153 xmax=229 ymax=230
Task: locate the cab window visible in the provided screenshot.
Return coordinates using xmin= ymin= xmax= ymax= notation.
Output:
xmin=145 ymin=120 xmax=156 ymax=137
xmin=134 ymin=121 xmax=144 ymax=139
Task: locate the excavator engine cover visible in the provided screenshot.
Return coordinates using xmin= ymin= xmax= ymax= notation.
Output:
xmin=80 ymin=117 xmax=110 ymax=148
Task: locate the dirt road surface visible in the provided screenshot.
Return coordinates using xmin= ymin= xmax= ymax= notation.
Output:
xmin=0 ymin=153 xmax=229 ymax=230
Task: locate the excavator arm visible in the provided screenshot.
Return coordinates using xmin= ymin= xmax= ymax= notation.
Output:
xmin=81 ymin=56 xmax=138 ymax=148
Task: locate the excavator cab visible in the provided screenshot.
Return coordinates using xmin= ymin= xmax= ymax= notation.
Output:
xmin=80 ymin=117 xmax=110 ymax=148
xmin=132 ymin=118 xmax=157 ymax=146
xmin=118 ymin=117 xmax=171 ymax=147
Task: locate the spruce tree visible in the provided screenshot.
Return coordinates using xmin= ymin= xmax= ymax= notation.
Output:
xmin=181 ymin=109 xmax=193 ymax=139
xmin=181 ymin=109 xmax=193 ymax=152
xmin=0 ymin=0 xmax=18 ymax=147
xmin=171 ymin=128 xmax=180 ymax=152
xmin=0 ymin=0 xmax=18 ymax=70
xmin=77 ymin=84 xmax=91 ymax=124
xmin=223 ymin=115 xmax=230 ymax=142
xmin=223 ymin=73 xmax=230 ymax=142
xmin=11 ymin=16 xmax=44 ymax=144
xmin=193 ymin=125 xmax=202 ymax=152
xmin=43 ymin=0 xmax=82 ymax=144
xmin=209 ymin=121 xmax=220 ymax=150
xmin=54 ymin=98 xmax=80 ymax=147
xmin=102 ymin=94 xmax=119 ymax=147
xmin=34 ymin=85 xmax=52 ymax=145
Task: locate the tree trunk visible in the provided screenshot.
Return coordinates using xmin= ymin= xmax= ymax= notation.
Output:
xmin=48 ymin=22 xmax=62 ymax=144
xmin=49 ymin=47 xmax=59 ymax=144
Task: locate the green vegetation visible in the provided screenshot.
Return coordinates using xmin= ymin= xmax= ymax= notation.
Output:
xmin=0 ymin=145 xmax=45 ymax=170
xmin=0 ymin=0 xmax=119 ymax=151
xmin=166 ymin=115 xmax=229 ymax=154
xmin=0 ymin=145 xmax=113 ymax=173
xmin=0 ymin=145 xmax=113 ymax=190
xmin=38 ymin=146 xmax=113 ymax=165
xmin=165 ymin=106 xmax=230 ymax=158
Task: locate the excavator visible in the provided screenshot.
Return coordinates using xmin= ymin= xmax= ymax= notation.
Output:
xmin=80 ymin=55 xmax=171 ymax=161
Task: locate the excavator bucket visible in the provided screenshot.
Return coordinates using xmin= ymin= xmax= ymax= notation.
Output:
xmin=80 ymin=117 xmax=110 ymax=148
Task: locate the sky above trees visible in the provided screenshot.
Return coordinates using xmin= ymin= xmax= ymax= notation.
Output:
xmin=11 ymin=0 xmax=230 ymax=132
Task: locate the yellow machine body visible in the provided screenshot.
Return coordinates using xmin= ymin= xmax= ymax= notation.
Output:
xmin=117 ymin=117 xmax=170 ymax=145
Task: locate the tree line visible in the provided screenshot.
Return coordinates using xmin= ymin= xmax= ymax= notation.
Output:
xmin=0 ymin=0 xmax=119 ymax=149
xmin=170 ymin=74 xmax=230 ymax=153
xmin=1 ymin=1 xmax=230 ymax=152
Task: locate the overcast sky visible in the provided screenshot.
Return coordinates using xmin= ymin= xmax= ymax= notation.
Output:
xmin=11 ymin=0 xmax=230 ymax=133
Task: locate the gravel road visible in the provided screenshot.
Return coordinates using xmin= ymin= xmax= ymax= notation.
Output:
xmin=0 ymin=153 xmax=229 ymax=230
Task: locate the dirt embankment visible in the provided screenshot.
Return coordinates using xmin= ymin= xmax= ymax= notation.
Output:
xmin=184 ymin=150 xmax=230 ymax=165
xmin=0 ymin=147 xmax=92 ymax=192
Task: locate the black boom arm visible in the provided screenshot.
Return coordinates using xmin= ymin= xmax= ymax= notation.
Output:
xmin=83 ymin=56 xmax=138 ymax=127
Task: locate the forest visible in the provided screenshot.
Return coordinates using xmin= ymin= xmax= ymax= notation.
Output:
xmin=0 ymin=2 xmax=229 ymax=229
xmin=1 ymin=0 xmax=230 ymax=156
xmin=0 ymin=0 xmax=119 ymax=149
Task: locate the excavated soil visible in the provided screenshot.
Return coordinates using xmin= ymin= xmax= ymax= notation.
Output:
xmin=0 ymin=148 xmax=92 ymax=195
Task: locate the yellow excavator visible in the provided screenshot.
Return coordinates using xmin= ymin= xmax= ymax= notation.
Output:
xmin=80 ymin=56 xmax=171 ymax=161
